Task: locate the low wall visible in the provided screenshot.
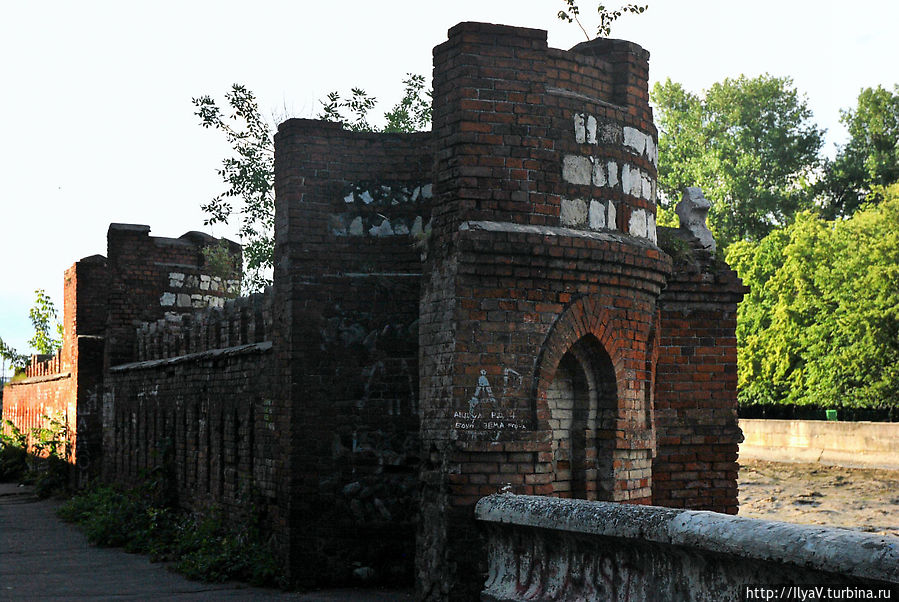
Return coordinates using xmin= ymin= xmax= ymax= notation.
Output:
xmin=739 ymin=419 xmax=899 ymax=469
xmin=2 ymin=372 xmax=74 ymax=459
xmin=476 ymin=494 xmax=899 ymax=601
xmin=103 ymin=342 xmax=276 ymax=520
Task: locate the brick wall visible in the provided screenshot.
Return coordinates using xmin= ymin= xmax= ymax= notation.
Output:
xmin=103 ymin=343 xmax=275 ymax=520
xmin=105 ymin=224 xmax=240 ymax=369
xmin=653 ymin=227 xmax=747 ymax=513
xmin=2 ymin=256 xmax=108 ymax=468
xmin=273 ymin=119 xmax=432 ymax=584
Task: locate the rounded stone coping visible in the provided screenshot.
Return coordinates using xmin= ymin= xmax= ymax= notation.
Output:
xmin=475 ymin=494 xmax=899 ymax=584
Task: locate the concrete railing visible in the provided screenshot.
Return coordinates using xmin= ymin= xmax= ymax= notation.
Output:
xmin=739 ymin=419 xmax=899 ymax=469
xmin=476 ymin=494 xmax=899 ymax=601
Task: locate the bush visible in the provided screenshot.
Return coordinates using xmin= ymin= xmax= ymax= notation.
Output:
xmin=58 ymin=483 xmax=283 ymax=587
xmin=0 ymin=420 xmax=28 ymax=481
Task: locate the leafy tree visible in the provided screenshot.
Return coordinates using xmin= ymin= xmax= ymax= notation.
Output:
xmin=193 ymin=85 xmax=274 ymax=292
xmin=653 ymin=75 xmax=824 ymax=249
xmin=819 ymin=84 xmax=899 ymax=218
xmin=0 ymin=337 xmax=28 ymax=372
xmin=1 ymin=290 xmax=63 ymax=378
xmin=195 ymin=77 xmax=432 ymax=291
xmin=317 ymin=73 xmax=432 ymax=134
xmin=557 ymin=1 xmax=648 ymax=39
xmin=28 ymin=289 xmax=63 ymax=356
xmin=728 ymin=183 xmax=899 ymax=411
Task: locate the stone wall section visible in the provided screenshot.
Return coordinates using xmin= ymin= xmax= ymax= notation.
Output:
xmin=477 ymin=494 xmax=898 ymax=601
xmin=135 ymin=291 xmax=271 ymax=361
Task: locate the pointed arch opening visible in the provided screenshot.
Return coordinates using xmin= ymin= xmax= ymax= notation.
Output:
xmin=545 ymin=335 xmax=617 ymax=500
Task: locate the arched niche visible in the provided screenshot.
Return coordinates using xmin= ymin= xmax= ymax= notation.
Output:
xmin=545 ymin=335 xmax=617 ymax=501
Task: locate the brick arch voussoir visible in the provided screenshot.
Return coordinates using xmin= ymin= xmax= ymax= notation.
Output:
xmin=531 ymin=295 xmax=624 ymax=432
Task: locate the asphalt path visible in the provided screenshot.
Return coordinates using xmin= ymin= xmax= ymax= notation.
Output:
xmin=0 ymin=483 xmax=413 ymax=601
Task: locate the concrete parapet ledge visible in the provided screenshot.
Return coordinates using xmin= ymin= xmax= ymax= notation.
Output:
xmin=739 ymin=419 xmax=899 ymax=470
xmin=476 ymin=494 xmax=899 ymax=585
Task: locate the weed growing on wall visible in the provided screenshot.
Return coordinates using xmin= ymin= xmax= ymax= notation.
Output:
xmin=28 ymin=412 xmax=70 ymax=497
xmin=0 ymin=413 xmax=70 ymax=496
xmin=58 ymin=482 xmax=284 ymax=587
xmin=0 ymin=419 xmax=28 ymax=481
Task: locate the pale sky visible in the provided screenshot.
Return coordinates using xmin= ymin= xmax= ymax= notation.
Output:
xmin=1 ymin=0 xmax=897 ymax=373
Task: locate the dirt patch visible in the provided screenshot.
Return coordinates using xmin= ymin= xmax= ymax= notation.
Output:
xmin=738 ymin=459 xmax=899 ymax=537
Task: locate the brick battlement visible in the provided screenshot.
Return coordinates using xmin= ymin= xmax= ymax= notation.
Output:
xmin=23 ymin=352 xmax=63 ymax=379
xmin=135 ymin=290 xmax=272 ymax=361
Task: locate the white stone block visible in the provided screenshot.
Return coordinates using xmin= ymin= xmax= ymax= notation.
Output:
xmin=177 ymin=294 xmax=191 ymax=307
xmin=160 ymin=292 xmax=175 ymax=306
xmin=573 ymin=113 xmax=586 ymax=143
xmin=349 ymin=216 xmax=364 ymax=236
xmin=588 ymin=200 xmax=606 ymax=230
xmin=607 ymin=201 xmax=617 ymax=230
xmin=344 ymin=193 xmax=354 ymax=204
xmin=623 ymin=127 xmax=645 ymax=155
xmin=606 ymin=161 xmax=618 ymax=188
xmin=370 ymin=219 xmax=393 ymax=237
xmin=562 ymin=155 xmax=592 ymax=185
xmin=360 ymin=190 xmax=374 ymax=204
xmin=629 ymin=208 xmax=647 ymax=238
xmin=641 ymin=173 xmax=653 ymax=200
xmin=647 ymin=212 xmax=657 ymax=244
xmin=645 ymin=135 xmax=657 ymax=166
xmin=168 ymin=272 xmax=184 ymax=288
xmin=586 ymin=115 xmax=597 ymax=144
xmin=421 ymin=184 xmax=433 ymax=199
xmin=592 ymin=161 xmax=606 ymax=187
xmin=621 ymin=164 xmax=632 ymax=194
xmin=560 ymin=198 xmax=588 ymax=227
xmin=410 ymin=216 xmax=423 ymax=238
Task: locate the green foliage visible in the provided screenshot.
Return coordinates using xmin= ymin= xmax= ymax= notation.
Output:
xmin=58 ymin=482 xmax=283 ymax=587
xmin=193 ymin=85 xmax=274 ymax=292
xmin=29 ymin=412 xmax=70 ymax=497
xmin=201 ymin=240 xmax=241 ymax=297
xmin=557 ymin=1 xmax=648 ymax=39
xmin=318 ymin=73 xmax=432 ymax=134
xmin=0 ymin=337 xmax=28 ymax=371
xmin=0 ymin=413 xmax=70 ymax=494
xmin=653 ymin=75 xmax=823 ymax=249
xmin=28 ymin=289 xmax=63 ymax=355
xmin=0 ymin=420 xmax=28 ymax=482
xmin=729 ymin=184 xmax=899 ymax=410
xmin=382 ymin=74 xmax=433 ymax=133
xmin=819 ymin=85 xmax=899 ymax=218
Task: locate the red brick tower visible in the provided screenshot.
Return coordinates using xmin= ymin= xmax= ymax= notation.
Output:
xmin=418 ymin=22 xmax=673 ymax=600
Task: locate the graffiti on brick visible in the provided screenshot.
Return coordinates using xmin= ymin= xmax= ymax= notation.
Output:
xmin=454 ymin=368 xmax=526 ymax=431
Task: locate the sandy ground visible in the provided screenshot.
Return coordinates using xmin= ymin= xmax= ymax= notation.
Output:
xmin=738 ymin=459 xmax=899 ymax=537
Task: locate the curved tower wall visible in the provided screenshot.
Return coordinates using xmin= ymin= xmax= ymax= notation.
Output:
xmin=419 ymin=22 xmax=672 ymax=600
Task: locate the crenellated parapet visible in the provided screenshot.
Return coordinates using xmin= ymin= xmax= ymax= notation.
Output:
xmin=135 ymin=290 xmax=272 ymax=361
